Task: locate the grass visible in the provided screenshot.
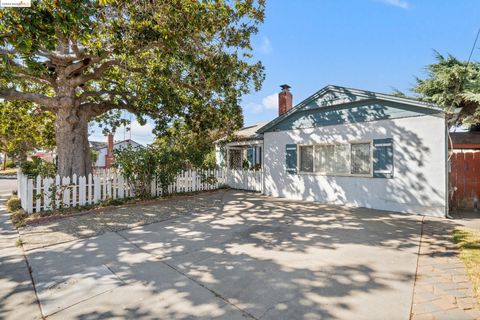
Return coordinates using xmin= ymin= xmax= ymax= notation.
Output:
xmin=0 ymin=168 xmax=17 ymax=176
xmin=453 ymin=227 xmax=480 ymax=303
xmin=15 ymin=238 xmax=24 ymax=247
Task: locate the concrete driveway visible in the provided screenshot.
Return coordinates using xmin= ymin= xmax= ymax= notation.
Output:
xmin=23 ymin=191 xmax=423 ymax=319
xmin=0 ymin=178 xmax=17 ymax=196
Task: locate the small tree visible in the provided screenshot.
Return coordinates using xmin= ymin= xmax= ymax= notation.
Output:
xmin=414 ymin=52 xmax=480 ymax=127
xmin=113 ymin=146 xmax=159 ymax=199
xmin=0 ymin=100 xmax=55 ymax=164
xmin=154 ymin=120 xmax=232 ymax=170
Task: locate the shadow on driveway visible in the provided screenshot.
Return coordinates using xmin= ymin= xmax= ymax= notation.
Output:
xmin=19 ymin=190 xmax=435 ymax=319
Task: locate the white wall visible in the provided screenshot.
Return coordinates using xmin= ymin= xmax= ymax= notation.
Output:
xmin=93 ymin=140 xmax=143 ymax=167
xmin=215 ymin=144 xmax=225 ymax=167
xmin=263 ymin=114 xmax=447 ymax=217
xmin=95 ymin=148 xmax=107 ymax=167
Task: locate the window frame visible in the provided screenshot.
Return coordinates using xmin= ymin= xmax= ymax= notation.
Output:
xmin=298 ymin=145 xmax=314 ymax=173
xmin=297 ymin=140 xmax=373 ymax=177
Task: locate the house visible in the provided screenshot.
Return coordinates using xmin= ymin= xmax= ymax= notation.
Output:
xmin=215 ymin=122 xmax=266 ymax=169
xmin=90 ymin=134 xmax=143 ymax=168
xmin=218 ymin=84 xmax=449 ymax=217
xmin=448 ymin=132 xmax=480 ymax=209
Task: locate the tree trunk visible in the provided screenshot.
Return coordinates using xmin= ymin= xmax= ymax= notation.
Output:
xmin=55 ymin=108 xmax=92 ymax=177
xmin=3 ymin=153 xmax=6 ymax=171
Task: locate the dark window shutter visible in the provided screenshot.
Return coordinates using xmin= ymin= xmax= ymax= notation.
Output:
xmin=286 ymin=144 xmax=297 ymax=174
xmin=373 ymin=138 xmax=393 ymax=178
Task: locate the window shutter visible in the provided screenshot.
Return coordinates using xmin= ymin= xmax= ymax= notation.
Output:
xmin=373 ymin=138 xmax=393 ymax=178
xmin=286 ymin=144 xmax=297 ymax=174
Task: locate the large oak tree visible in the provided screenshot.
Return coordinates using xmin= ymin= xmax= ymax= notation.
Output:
xmin=0 ymin=0 xmax=265 ymax=177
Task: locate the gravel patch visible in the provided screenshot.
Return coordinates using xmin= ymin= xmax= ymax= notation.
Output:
xmin=19 ymin=190 xmax=227 ymax=251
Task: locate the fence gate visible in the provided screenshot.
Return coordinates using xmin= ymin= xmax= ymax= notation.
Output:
xmin=226 ymin=169 xmax=263 ymax=192
xmin=449 ymin=151 xmax=480 ymax=209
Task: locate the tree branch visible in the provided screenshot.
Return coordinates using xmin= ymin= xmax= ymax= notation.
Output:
xmin=78 ymin=89 xmax=125 ymax=102
xmin=0 ymin=48 xmax=17 ymax=55
xmin=82 ymin=99 xmax=137 ymax=118
xmin=16 ymin=73 xmax=52 ymax=86
xmin=64 ymin=58 xmax=93 ymax=78
xmin=0 ymin=89 xmax=56 ymax=109
xmin=71 ymin=59 xmax=121 ymax=86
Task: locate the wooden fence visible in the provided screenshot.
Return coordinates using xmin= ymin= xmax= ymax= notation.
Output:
xmin=449 ymin=150 xmax=480 ymax=208
xmin=17 ymin=168 xmax=263 ymax=214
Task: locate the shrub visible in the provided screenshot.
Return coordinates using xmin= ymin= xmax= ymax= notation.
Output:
xmin=11 ymin=209 xmax=27 ymax=228
xmin=5 ymin=160 xmax=15 ymax=168
xmin=114 ymin=146 xmax=159 ymax=199
xmin=20 ymin=157 xmax=56 ymax=177
xmin=242 ymin=159 xmax=250 ymax=169
xmin=114 ymin=145 xmax=184 ymax=198
xmin=6 ymin=196 xmax=21 ymax=212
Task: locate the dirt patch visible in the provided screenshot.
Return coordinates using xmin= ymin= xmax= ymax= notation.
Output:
xmin=19 ymin=190 xmax=227 ymax=251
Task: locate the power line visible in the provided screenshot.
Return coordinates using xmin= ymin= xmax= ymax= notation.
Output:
xmin=466 ymin=26 xmax=480 ymax=67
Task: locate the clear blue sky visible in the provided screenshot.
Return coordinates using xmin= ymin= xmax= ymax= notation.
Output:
xmin=91 ymin=0 xmax=480 ymax=145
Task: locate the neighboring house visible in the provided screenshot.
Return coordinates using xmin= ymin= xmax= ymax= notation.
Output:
xmin=32 ymin=151 xmax=55 ymax=163
xmin=90 ymin=134 xmax=143 ymax=168
xmin=448 ymin=132 xmax=480 ymax=209
xmin=219 ymin=84 xmax=449 ymax=217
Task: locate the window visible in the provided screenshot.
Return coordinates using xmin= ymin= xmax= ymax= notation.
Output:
xmin=351 ymin=143 xmax=371 ymax=174
xmin=314 ymin=145 xmax=334 ymax=173
xmin=334 ymin=144 xmax=350 ymax=174
xmin=298 ymin=142 xmax=372 ymax=176
xmin=299 ymin=146 xmax=314 ymax=172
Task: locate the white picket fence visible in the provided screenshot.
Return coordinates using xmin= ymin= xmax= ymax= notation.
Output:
xmin=17 ymin=168 xmax=263 ymax=214
xmin=226 ymin=169 xmax=263 ymax=192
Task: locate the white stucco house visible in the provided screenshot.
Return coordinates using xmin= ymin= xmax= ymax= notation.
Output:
xmin=217 ymin=84 xmax=449 ymax=217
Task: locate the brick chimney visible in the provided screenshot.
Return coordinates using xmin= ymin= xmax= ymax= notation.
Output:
xmin=278 ymin=84 xmax=292 ymax=116
xmin=105 ymin=133 xmax=114 ymax=168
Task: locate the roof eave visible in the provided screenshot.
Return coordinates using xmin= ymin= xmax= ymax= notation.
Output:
xmin=257 ymin=85 xmax=442 ymax=133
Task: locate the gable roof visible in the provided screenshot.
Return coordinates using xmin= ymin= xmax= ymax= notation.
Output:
xmin=215 ymin=122 xmax=267 ymax=143
xmin=257 ymin=85 xmax=442 ymax=133
xmin=89 ymin=139 xmax=143 ymax=151
xmin=90 ymin=141 xmax=108 ymax=151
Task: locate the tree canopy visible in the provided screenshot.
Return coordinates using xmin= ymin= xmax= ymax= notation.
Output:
xmin=414 ymin=52 xmax=480 ymax=127
xmin=0 ymin=100 xmax=55 ymax=163
xmin=0 ymin=0 xmax=265 ymax=176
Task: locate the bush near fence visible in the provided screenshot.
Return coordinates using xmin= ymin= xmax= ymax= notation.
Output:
xmin=17 ymin=168 xmax=263 ymax=214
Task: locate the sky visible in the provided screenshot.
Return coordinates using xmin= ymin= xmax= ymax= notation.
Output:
xmin=90 ymin=0 xmax=480 ymax=145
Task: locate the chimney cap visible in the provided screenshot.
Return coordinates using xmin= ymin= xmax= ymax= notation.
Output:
xmin=280 ymin=84 xmax=291 ymax=91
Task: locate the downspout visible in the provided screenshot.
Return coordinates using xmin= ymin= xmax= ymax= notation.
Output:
xmin=445 ymin=108 xmax=462 ymax=219
xmin=445 ymin=118 xmax=453 ymax=219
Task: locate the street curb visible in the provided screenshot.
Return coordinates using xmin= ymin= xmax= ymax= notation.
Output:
xmin=0 ymin=176 xmax=17 ymax=180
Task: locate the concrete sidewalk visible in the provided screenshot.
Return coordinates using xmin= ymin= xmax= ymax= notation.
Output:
xmin=0 ymin=195 xmax=42 ymax=320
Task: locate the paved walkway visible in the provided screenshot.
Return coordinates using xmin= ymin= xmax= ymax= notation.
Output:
xmin=0 ymin=195 xmax=42 ymax=320
xmin=411 ymin=217 xmax=480 ymax=320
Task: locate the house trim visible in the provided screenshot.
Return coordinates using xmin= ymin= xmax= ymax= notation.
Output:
xmin=257 ymin=85 xmax=441 ymax=133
